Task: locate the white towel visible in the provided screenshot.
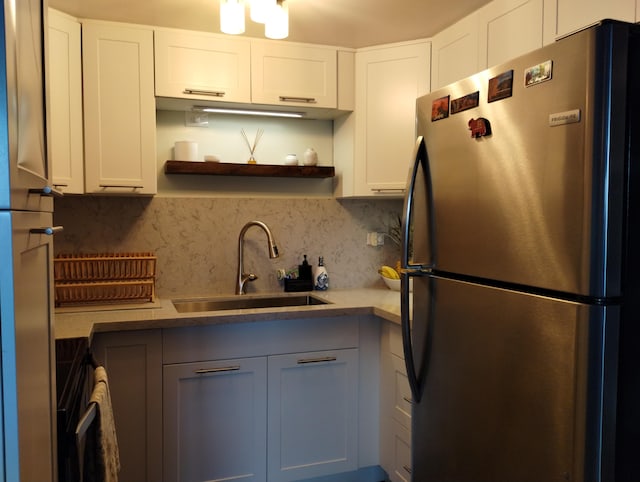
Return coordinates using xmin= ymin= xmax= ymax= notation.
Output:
xmin=89 ymin=366 xmax=121 ymax=482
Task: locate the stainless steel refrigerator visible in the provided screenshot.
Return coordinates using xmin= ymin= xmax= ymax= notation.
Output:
xmin=0 ymin=0 xmax=59 ymax=480
xmin=401 ymin=20 xmax=640 ymax=482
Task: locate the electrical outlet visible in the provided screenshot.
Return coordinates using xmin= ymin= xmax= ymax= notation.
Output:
xmin=366 ymin=232 xmax=385 ymax=246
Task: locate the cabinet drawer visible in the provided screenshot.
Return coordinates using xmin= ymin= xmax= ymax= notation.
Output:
xmin=163 ymin=316 xmax=359 ymax=364
xmin=389 ymin=421 xmax=412 ymax=482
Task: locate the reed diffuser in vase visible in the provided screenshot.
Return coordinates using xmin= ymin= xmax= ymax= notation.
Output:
xmin=241 ymin=128 xmax=264 ymax=164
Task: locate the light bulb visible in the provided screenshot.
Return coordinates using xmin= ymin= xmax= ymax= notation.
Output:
xmin=265 ymin=0 xmax=288 ymax=39
xmin=220 ymin=0 xmax=245 ymax=35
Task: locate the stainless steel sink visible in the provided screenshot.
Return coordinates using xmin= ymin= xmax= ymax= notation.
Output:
xmin=172 ymin=294 xmax=331 ymax=313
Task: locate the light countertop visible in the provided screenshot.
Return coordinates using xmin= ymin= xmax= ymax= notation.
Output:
xmin=54 ymin=288 xmax=404 ymax=340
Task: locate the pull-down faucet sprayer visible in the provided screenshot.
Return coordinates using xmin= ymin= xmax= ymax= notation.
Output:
xmin=236 ymin=221 xmax=279 ymax=295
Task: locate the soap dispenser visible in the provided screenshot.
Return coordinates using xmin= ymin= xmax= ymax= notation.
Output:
xmin=314 ymin=256 xmax=329 ymax=290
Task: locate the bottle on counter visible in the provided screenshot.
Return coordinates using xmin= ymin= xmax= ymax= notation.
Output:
xmin=314 ymin=256 xmax=329 ymax=290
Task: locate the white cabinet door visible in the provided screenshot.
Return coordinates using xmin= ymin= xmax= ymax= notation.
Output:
xmin=251 ymin=41 xmax=337 ymax=108
xmin=154 ymin=28 xmax=251 ymax=103
xmin=92 ymin=330 xmax=163 ymax=482
xmin=477 ymin=0 xmax=545 ymax=68
xmin=431 ymin=14 xmax=480 ymax=90
xmin=1 ymin=212 xmax=56 ymax=482
xmin=351 ymin=41 xmax=430 ymax=195
xmin=163 ymin=357 xmax=268 ymax=482
xmin=553 ymin=0 xmax=636 ymax=37
xmin=267 ymin=349 xmax=359 ymax=482
xmin=82 ymin=21 xmax=157 ymax=194
xmin=47 ymin=9 xmax=84 ymax=194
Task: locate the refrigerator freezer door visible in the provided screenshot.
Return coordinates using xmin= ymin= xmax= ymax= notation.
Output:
xmin=408 ymin=275 xmax=616 ymax=482
xmin=416 ymin=22 xmax=636 ymax=298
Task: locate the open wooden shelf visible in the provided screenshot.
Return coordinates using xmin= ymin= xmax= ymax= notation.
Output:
xmin=164 ymin=161 xmax=335 ymax=178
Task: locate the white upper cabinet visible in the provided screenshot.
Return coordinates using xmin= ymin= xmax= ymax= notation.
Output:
xmin=552 ymin=0 xmax=636 ymax=38
xmin=154 ymin=28 xmax=251 ymax=103
xmin=432 ymin=0 xmax=546 ymax=90
xmin=47 ymin=8 xmax=84 ymax=194
xmin=251 ymin=41 xmax=338 ymax=108
xmin=82 ymin=21 xmax=157 ymax=194
xmin=338 ymin=40 xmax=430 ymax=197
xmin=477 ymin=0 xmax=545 ymax=68
xmin=431 ymin=14 xmax=481 ymax=90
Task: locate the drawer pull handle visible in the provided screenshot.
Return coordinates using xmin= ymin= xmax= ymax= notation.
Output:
xmin=402 ymin=396 xmax=414 ymax=404
xmin=403 ymin=464 xmax=412 ymax=474
xmin=279 ymin=96 xmax=317 ymax=104
xmin=30 ymin=226 xmax=64 ymax=236
xmin=371 ymin=188 xmax=406 ymax=193
xmin=297 ymin=356 xmax=337 ymax=364
xmin=184 ymin=88 xmax=225 ymax=97
xmin=194 ymin=365 xmax=241 ymax=374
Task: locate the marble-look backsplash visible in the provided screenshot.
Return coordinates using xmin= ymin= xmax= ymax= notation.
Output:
xmin=53 ymin=196 xmax=403 ymax=298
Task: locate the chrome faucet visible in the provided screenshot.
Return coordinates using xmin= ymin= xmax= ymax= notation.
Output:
xmin=236 ymin=221 xmax=279 ymax=295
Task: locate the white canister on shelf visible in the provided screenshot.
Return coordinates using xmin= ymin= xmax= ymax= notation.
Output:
xmin=303 ymin=148 xmax=318 ymax=166
xmin=284 ymin=154 xmax=298 ymax=165
xmin=174 ymin=141 xmax=198 ymax=161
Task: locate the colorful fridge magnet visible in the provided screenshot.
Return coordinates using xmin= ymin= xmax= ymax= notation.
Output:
xmin=525 ymin=60 xmax=553 ymax=87
xmin=468 ymin=117 xmax=492 ymax=138
xmin=451 ymin=91 xmax=479 ymax=114
xmin=431 ymin=95 xmax=450 ymax=121
xmin=488 ymin=70 xmax=514 ymax=103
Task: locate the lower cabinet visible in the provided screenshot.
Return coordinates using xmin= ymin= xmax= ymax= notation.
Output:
xmin=91 ymin=329 xmax=163 ymax=482
xmin=162 ymin=317 xmax=363 ymax=482
xmin=380 ymin=322 xmax=413 ymax=482
xmin=267 ymin=349 xmax=359 ymax=482
xmin=163 ymin=357 xmax=268 ymax=482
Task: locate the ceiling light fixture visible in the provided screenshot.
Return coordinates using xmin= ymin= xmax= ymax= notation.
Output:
xmin=265 ymin=0 xmax=289 ymax=40
xmin=250 ymin=0 xmax=276 ymax=23
xmin=220 ymin=0 xmax=245 ymax=34
xmin=219 ymin=0 xmax=288 ymax=39
xmin=193 ymin=106 xmax=304 ymax=118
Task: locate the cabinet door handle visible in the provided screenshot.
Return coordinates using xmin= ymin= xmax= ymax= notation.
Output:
xmin=99 ymin=184 xmax=145 ymax=189
xmin=297 ymin=356 xmax=337 ymax=364
xmin=403 ymin=465 xmax=412 ymax=474
xmin=194 ymin=365 xmax=241 ymax=374
xmin=279 ymin=96 xmax=317 ymax=104
xmin=183 ymin=88 xmax=225 ymax=97
xmin=371 ymin=188 xmax=406 ymax=193
xmin=30 ymin=226 xmax=64 ymax=236
xmin=402 ymin=396 xmax=414 ymax=405
xmin=29 ymin=186 xmax=64 ymax=197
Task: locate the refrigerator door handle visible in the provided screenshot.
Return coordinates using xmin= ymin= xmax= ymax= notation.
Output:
xmin=401 ymin=271 xmax=423 ymax=403
xmin=401 ymin=136 xmax=433 ymax=271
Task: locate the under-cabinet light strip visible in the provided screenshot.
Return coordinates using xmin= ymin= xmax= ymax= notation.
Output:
xmin=192 ymin=106 xmax=304 ymax=118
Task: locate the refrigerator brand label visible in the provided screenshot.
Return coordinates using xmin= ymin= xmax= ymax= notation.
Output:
xmin=549 ymin=109 xmax=581 ymax=126
xmin=525 ymin=60 xmax=553 ymax=87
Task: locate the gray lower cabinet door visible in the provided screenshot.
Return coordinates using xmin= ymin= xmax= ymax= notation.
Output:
xmin=91 ymin=329 xmax=163 ymax=482
xmin=163 ymin=356 xmax=268 ymax=482
xmin=267 ymin=349 xmax=359 ymax=482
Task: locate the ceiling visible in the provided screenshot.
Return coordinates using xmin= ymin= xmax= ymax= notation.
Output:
xmin=48 ymin=0 xmax=492 ymax=48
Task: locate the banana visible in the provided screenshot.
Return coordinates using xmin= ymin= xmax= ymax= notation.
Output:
xmin=378 ymin=265 xmax=400 ymax=280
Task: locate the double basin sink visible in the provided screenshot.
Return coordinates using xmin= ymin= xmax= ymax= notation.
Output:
xmin=172 ymin=294 xmax=331 ymax=313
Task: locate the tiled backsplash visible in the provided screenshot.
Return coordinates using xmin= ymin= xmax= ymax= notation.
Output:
xmin=54 ymin=196 xmax=403 ymax=298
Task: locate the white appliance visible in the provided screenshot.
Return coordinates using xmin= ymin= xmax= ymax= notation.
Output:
xmin=401 ymin=20 xmax=640 ymax=482
xmin=0 ymin=0 xmax=60 ymax=480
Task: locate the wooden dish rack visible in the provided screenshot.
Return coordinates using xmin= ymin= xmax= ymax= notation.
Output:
xmin=54 ymin=253 xmax=157 ymax=306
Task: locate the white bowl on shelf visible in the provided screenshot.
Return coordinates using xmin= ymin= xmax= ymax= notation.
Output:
xmin=381 ymin=276 xmax=413 ymax=292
